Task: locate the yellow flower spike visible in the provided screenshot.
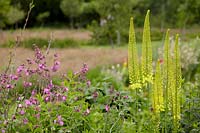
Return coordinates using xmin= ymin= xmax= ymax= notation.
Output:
xmin=128 ymin=17 xmax=140 ymax=86
xmin=141 ymin=10 xmax=152 ymax=81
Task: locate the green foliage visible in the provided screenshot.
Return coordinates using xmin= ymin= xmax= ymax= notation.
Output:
xmin=0 ymin=0 xmax=10 ymax=27
xmin=0 ymin=0 xmax=198 ymax=30
xmin=36 ymin=11 xmax=50 ymax=23
xmin=60 ymin=0 xmax=82 ymax=18
xmin=1 ymin=38 xmax=90 ymax=49
xmin=181 ymin=74 xmax=200 ymax=132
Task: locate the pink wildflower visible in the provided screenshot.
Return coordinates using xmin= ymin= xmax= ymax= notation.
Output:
xmin=25 ymin=100 xmax=32 ymax=106
xmin=19 ymin=110 xmax=25 ymax=115
xmin=105 ymin=105 xmax=110 ymax=112
xmin=23 ymin=118 xmax=28 ymax=125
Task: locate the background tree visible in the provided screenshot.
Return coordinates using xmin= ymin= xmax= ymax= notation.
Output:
xmin=0 ymin=0 xmax=25 ymax=29
xmin=0 ymin=0 xmax=11 ymax=28
xmin=60 ymin=0 xmax=83 ymax=28
xmin=3 ymin=0 xmax=199 ymax=29
xmin=90 ymin=0 xmax=134 ymax=46
xmin=6 ymin=6 xmax=25 ymax=28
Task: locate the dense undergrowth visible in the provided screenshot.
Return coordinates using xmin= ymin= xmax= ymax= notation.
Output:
xmin=0 ymin=11 xmax=200 ymax=133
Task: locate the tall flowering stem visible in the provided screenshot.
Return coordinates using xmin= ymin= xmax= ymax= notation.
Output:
xmin=173 ymin=34 xmax=182 ymax=132
xmin=163 ymin=29 xmax=170 ymax=132
xmin=128 ymin=17 xmax=140 ymax=89
xmin=152 ymin=61 xmax=164 ymax=133
xmin=163 ymin=29 xmax=170 ymax=108
xmin=141 ymin=10 xmax=152 ymax=81
xmin=153 ymin=61 xmax=164 ymax=113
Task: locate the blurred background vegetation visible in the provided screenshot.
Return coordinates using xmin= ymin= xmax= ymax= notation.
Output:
xmin=0 ymin=0 xmax=200 ymax=45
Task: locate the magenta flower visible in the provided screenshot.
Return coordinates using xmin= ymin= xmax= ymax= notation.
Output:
xmin=87 ymin=80 xmax=91 ymax=87
xmin=25 ymin=99 xmax=32 ymax=106
xmin=81 ymin=63 xmax=89 ymax=73
xmin=123 ymin=96 xmax=128 ymax=99
xmin=12 ymin=115 xmax=16 ymax=120
xmin=44 ymin=96 xmax=50 ymax=102
xmin=18 ymin=104 xmax=23 ymax=108
xmin=30 ymin=97 xmax=38 ymax=105
xmin=44 ymin=88 xmax=50 ymax=94
xmin=64 ymin=87 xmax=68 ymax=92
xmin=92 ymin=91 xmax=98 ymax=99
xmin=1 ymin=129 xmax=5 ymax=133
xmin=35 ymin=113 xmax=40 ymax=119
xmin=105 ymin=105 xmax=110 ymax=112
xmin=26 ymin=58 xmax=33 ymax=64
xmin=10 ymin=74 xmax=18 ymax=80
xmin=23 ymin=118 xmax=28 ymax=125
xmin=38 ymin=63 xmax=46 ymax=70
xmin=62 ymin=96 xmax=66 ymax=101
xmin=55 ymin=115 xmax=64 ymax=126
xmin=84 ymin=108 xmax=90 ymax=115
xmin=31 ymin=90 xmax=37 ymax=96
xmin=23 ymin=81 xmax=32 ymax=88
xmin=19 ymin=110 xmax=25 ymax=115
xmin=24 ymin=69 xmax=30 ymax=76
xmin=49 ymin=80 xmax=54 ymax=89
xmin=6 ymin=84 xmax=13 ymax=89
xmin=35 ymin=106 xmax=41 ymax=112
xmin=17 ymin=65 xmax=24 ymax=73
xmin=54 ymin=53 xmax=58 ymax=58
xmin=51 ymin=62 xmax=60 ymax=72
xmin=59 ymin=121 xmax=64 ymax=126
